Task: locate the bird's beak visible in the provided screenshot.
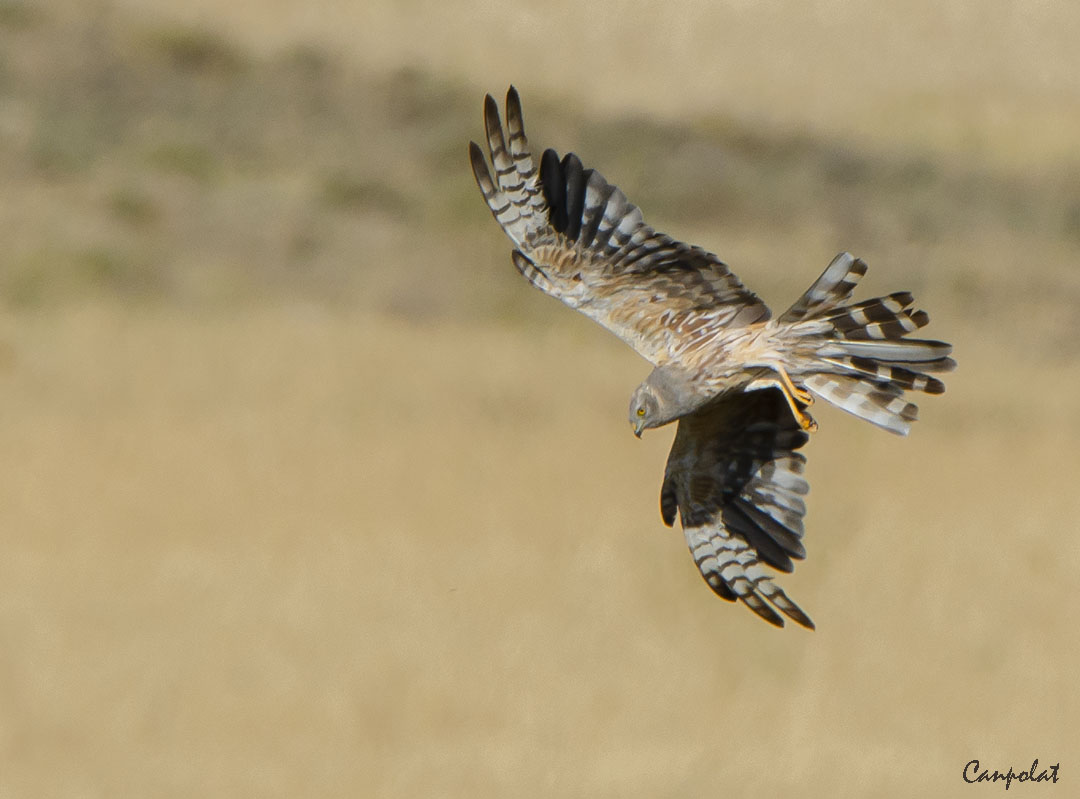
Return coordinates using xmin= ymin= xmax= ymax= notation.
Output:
xmin=633 ymin=420 xmax=644 ymax=438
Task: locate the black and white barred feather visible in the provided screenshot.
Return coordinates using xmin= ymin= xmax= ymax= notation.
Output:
xmin=470 ymin=87 xmax=769 ymax=367
xmin=782 ymin=253 xmax=955 ymax=435
xmin=662 ymin=389 xmax=814 ymax=629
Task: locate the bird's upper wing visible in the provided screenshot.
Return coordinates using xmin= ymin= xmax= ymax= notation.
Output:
xmin=660 ymin=387 xmax=815 ymax=629
xmin=469 ymin=87 xmax=769 ymax=366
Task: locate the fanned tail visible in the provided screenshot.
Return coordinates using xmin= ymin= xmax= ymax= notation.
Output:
xmin=781 ymin=253 xmax=954 ymax=435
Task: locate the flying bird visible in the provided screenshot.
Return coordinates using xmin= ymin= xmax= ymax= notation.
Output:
xmin=469 ymin=87 xmax=954 ymax=629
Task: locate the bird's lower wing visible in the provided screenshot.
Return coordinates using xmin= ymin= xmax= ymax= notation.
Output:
xmin=661 ymin=388 xmax=815 ymax=629
xmin=469 ymin=87 xmax=769 ymax=366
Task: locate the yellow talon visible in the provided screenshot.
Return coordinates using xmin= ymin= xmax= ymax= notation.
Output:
xmin=775 ymin=363 xmax=812 ymax=406
xmin=783 ymin=391 xmax=817 ymax=432
xmin=773 ymin=364 xmax=817 ymax=432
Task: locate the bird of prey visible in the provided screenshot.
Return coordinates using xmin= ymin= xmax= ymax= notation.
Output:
xmin=469 ymin=87 xmax=953 ymax=629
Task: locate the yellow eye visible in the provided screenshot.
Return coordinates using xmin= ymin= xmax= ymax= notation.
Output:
xmin=636 ymin=407 xmax=646 ymax=416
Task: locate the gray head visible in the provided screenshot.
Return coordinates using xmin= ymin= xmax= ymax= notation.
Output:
xmin=628 ymin=366 xmax=698 ymax=437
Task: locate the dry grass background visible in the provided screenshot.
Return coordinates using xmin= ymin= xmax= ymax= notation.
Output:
xmin=1 ymin=0 xmax=1079 ymax=796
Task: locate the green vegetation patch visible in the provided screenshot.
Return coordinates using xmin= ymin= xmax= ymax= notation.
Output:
xmin=143 ymin=24 xmax=246 ymax=75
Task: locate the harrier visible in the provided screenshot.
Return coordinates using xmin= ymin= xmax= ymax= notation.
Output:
xmin=469 ymin=87 xmax=953 ymax=629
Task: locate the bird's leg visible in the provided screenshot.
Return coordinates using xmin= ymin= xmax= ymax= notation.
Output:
xmin=778 ymin=383 xmax=818 ymax=433
xmin=751 ymin=366 xmax=817 ymax=433
xmin=775 ymin=363 xmax=813 ymax=406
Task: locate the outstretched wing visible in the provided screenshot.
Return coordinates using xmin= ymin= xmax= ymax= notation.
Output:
xmin=469 ymin=87 xmax=769 ymax=367
xmin=661 ymin=388 xmax=815 ymax=629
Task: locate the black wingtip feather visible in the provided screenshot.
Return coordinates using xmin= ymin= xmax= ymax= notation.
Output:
xmin=724 ymin=503 xmax=796 ymax=573
xmin=561 ymin=153 xmax=586 ymax=241
xmin=468 ymin=140 xmax=493 ymax=194
xmin=705 ymin=575 xmax=738 ymax=602
xmin=660 ymin=479 xmax=678 ymax=527
xmin=750 ymin=601 xmax=786 ymax=628
xmin=483 ymin=94 xmax=507 ymax=159
xmin=540 ymin=148 xmax=567 ymax=233
xmin=505 ymin=86 xmax=527 ymax=144
xmin=483 ymin=93 xmax=499 ymax=126
xmin=468 ymin=140 xmax=485 ymax=170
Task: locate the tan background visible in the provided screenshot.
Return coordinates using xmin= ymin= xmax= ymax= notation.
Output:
xmin=1 ymin=0 xmax=1078 ymax=795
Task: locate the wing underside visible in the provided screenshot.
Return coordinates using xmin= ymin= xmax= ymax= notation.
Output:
xmin=661 ymin=388 xmax=815 ymax=629
xmin=469 ymin=87 xmax=769 ymax=365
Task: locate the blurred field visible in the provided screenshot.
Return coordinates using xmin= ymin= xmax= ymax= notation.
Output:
xmin=1 ymin=1 xmax=1079 ymax=796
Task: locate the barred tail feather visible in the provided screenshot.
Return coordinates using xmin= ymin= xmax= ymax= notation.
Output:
xmin=820 ymin=356 xmax=952 ymax=394
xmin=779 ymin=252 xmax=867 ymax=323
xmin=803 ymin=374 xmax=919 ymax=435
xmin=819 ymin=338 xmax=953 ymax=363
xmin=784 ymin=252 xmax=954 ymax=434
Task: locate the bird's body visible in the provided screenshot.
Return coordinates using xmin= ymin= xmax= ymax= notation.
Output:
xmin=470 ymin=87 xmax=954 ymax=629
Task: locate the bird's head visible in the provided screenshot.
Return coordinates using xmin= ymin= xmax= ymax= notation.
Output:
xmin=628 ymin=383 xmax=663 ymax=438
xmin=628 ymin=366 xmax=699 ymax=438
